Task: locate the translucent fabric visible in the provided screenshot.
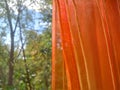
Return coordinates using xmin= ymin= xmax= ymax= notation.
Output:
xmin=52 ymin=0 xmax=120 ymax=90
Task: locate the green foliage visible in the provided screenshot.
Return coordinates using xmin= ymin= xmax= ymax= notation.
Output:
xmin=0 ymin=34 xmax=9 ymax=86
xmin=25 ymin=28 xmax=52 ymax=89
xmin=0 ymin=0 xmax=52 ymax=89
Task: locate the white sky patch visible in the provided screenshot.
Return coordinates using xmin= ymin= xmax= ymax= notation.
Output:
xmin=23 ymin=0 xmax=41 ymax=12
xmin=8 ymin=0 xmax=42 ymax=13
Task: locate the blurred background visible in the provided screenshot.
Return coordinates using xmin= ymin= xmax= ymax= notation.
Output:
xmin=0 ymin=0 xmax=52 ymax=90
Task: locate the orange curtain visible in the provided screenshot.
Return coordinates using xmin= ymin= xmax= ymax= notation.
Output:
xmin=52 ymin=0 xmax=120 ymax=90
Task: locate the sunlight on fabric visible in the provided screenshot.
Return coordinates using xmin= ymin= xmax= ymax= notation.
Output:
xmin=52 ymin=0 xmax=120 ymax=90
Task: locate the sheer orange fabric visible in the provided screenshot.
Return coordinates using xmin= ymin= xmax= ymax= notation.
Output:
xmin=52 ymin=0 xmax=120 ymax=90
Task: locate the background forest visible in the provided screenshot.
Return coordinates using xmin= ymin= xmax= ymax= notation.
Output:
xmin=0 ymin=0 xmax=52 ymax=90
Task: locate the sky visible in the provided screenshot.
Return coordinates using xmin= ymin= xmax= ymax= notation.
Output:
xmin=8 ymin=0 xmax=41 ymax=12
xmin=3 ymin=0 xmax=47 ymax=44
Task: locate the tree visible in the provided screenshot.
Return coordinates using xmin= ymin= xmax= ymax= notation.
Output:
xmin=0 ymin=0 xmax=41 ymax=87
xmin=24 ymin=28 xmax=51 ymax=90
xmin=0 ymin=0 xmax=52 ymax=89
xmin=4 ymin=0 xmax=15 ymax=86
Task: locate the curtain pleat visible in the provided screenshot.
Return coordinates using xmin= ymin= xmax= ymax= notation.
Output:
xmin=52 ymin=0 xmax=120 ymax=90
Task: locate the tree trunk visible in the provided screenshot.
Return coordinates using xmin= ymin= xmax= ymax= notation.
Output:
xmin=19 ymin=23 xmax=32 ymax=90
xmin=8 ymin=33 xmax=14 ymax=86
xmin=4 ymin=0 xmax=15 ymax=86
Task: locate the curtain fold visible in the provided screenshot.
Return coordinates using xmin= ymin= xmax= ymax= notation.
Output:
xmin=52 ymin=0 xmax=120 ymax=90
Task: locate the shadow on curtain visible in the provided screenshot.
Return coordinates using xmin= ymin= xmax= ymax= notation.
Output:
xmin=52 ymin=0 xmax=120 ymax=90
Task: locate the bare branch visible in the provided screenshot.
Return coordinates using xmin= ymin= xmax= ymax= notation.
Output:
xmin=19 ymin=15 xmax=32 ymax=90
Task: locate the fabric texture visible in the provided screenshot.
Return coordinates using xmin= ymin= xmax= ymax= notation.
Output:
xmin=52 ymin=0 xmax=120 ymax=90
